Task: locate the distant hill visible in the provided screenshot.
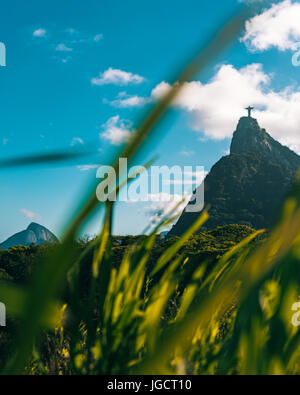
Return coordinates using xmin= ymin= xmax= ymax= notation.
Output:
xmin=169 ymin=116 xmax=300 ymax=235
xmin=0 ymin=223 xmax=58 ymax=250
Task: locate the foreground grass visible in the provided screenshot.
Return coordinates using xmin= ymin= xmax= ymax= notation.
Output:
xmin=2 ymin=192 xmax=300 ymax=375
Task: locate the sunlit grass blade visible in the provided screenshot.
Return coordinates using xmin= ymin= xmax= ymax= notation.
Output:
xmin=152 ymin=210 xmax=209 ymax=275
xmin=136 ymin=194 xmax=300 ymax=374
xmin=208 ymin=229 xmax=265 ymax=291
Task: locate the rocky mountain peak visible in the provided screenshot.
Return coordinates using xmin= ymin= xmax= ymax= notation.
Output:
xmin=168 ymin=115 xmax=300 ymax=236
xmin=230 ymin=116 xmax=300 ymax=172
xmin=27 ymin=222 xmax=42 ymax=231
xmin=1 ymin=223 xmax=58 ymax=250
xmin=230 ymin=116 xmax=274 ymax=155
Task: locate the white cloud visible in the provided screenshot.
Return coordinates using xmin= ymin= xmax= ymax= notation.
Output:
xmin=125 ymin=193 xmax=191 ymax=230
xmin=77 ymin=164 xmax=99 ymax=171
xmin=242 ymin=0 xmax=300 ymax=51
xmin=56 ymin=43 xmax=73 ymax=52
xmin=94 ymin=34 xmax=103 ymax=42
xmin=180 ymin=149 xmax=195 ymax=157
xmin=163 ymin=179 xmax=200 ymax=185
xmin=71 ymin=137 xmax=84 ymax=146
xmin=151 ymin=63 xmax=300 ymax=152
xmin=91 ymin=68 xmax=145 ymax=86
xmin=105 ymin=91 xmax=151 ymax=108
xmin=184 ymin=169 xmax=208 ymax=180
xmin=101 ymin=115 xmax=132 ymax=145
xmin=61 ymin=56 xmax=72 ymax=64
xmin=65 ymin=28 xmax=77 ymax=35
xmin=151 ymin=81 xmax=172 ymax=99
xmin=33 ymin=28 xmax=47 ymax=38
xmin=162 ymin=170 xmax=207 ymax=186
xmin=20 ymin=209 xmax=41 ymax=220
xmin=238 ymin=0 xmax=264 ymax=3
xmin=145 ymin=193 xmax=191 ymax=228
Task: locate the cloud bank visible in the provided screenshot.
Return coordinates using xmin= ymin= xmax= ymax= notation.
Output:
xmin=101 ymin=115 xmax=132 ymax=145
xmin=242 ymin=0 xmax=300 ymax=51
xmin=20 ymin=208 xmax=41 ymax=220
xmin=92 ymin=68 xmax=145 ymax=86
xmin=151 ymin=63 xmax=300 ymax=152
xmin=33 ymin=28 xmax=47 ymax=38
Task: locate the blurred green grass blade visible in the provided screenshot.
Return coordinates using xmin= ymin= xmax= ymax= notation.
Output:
xmin=152 ymin=210 xmax=209 ymax=275
xmin=135 ymin=192 xmax=300 ymax=374
xmin=0 ymin=283 xmax=26 ymax=317
xmin=142 ymin=195 xmax=188 ymax=236
xmin=142 ymin=281 xmax=175 ymax=352
xmin=0 ymin=148 xmax=93 ymax=168
xmin=0 ymin=282 xmax=64 ymax=329
xmin=92 ymin=159 xmax=154 ymax=278
xmin=5 ymin=6 xmax=248 ymax=374
xmin=92 ymin=202 xmax=113 ymax=278
xmin=209 ymin=229 xmax=265 ymax=291
xmin=118 ymin=8 xmax=249 ymax=167
xmin=62 ymin=7 xmax=249 ymax=245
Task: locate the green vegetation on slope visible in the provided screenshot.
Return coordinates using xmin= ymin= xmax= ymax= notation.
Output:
xmin=0 ymin=224 xmax=263 ymax=373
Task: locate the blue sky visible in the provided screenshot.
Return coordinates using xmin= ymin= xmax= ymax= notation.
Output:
xmin=1 ymin=0 xmax=300 ymax=241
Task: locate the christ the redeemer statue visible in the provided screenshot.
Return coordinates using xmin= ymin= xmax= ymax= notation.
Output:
xmin=245 ymin=106 xmax=254 ymax=117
